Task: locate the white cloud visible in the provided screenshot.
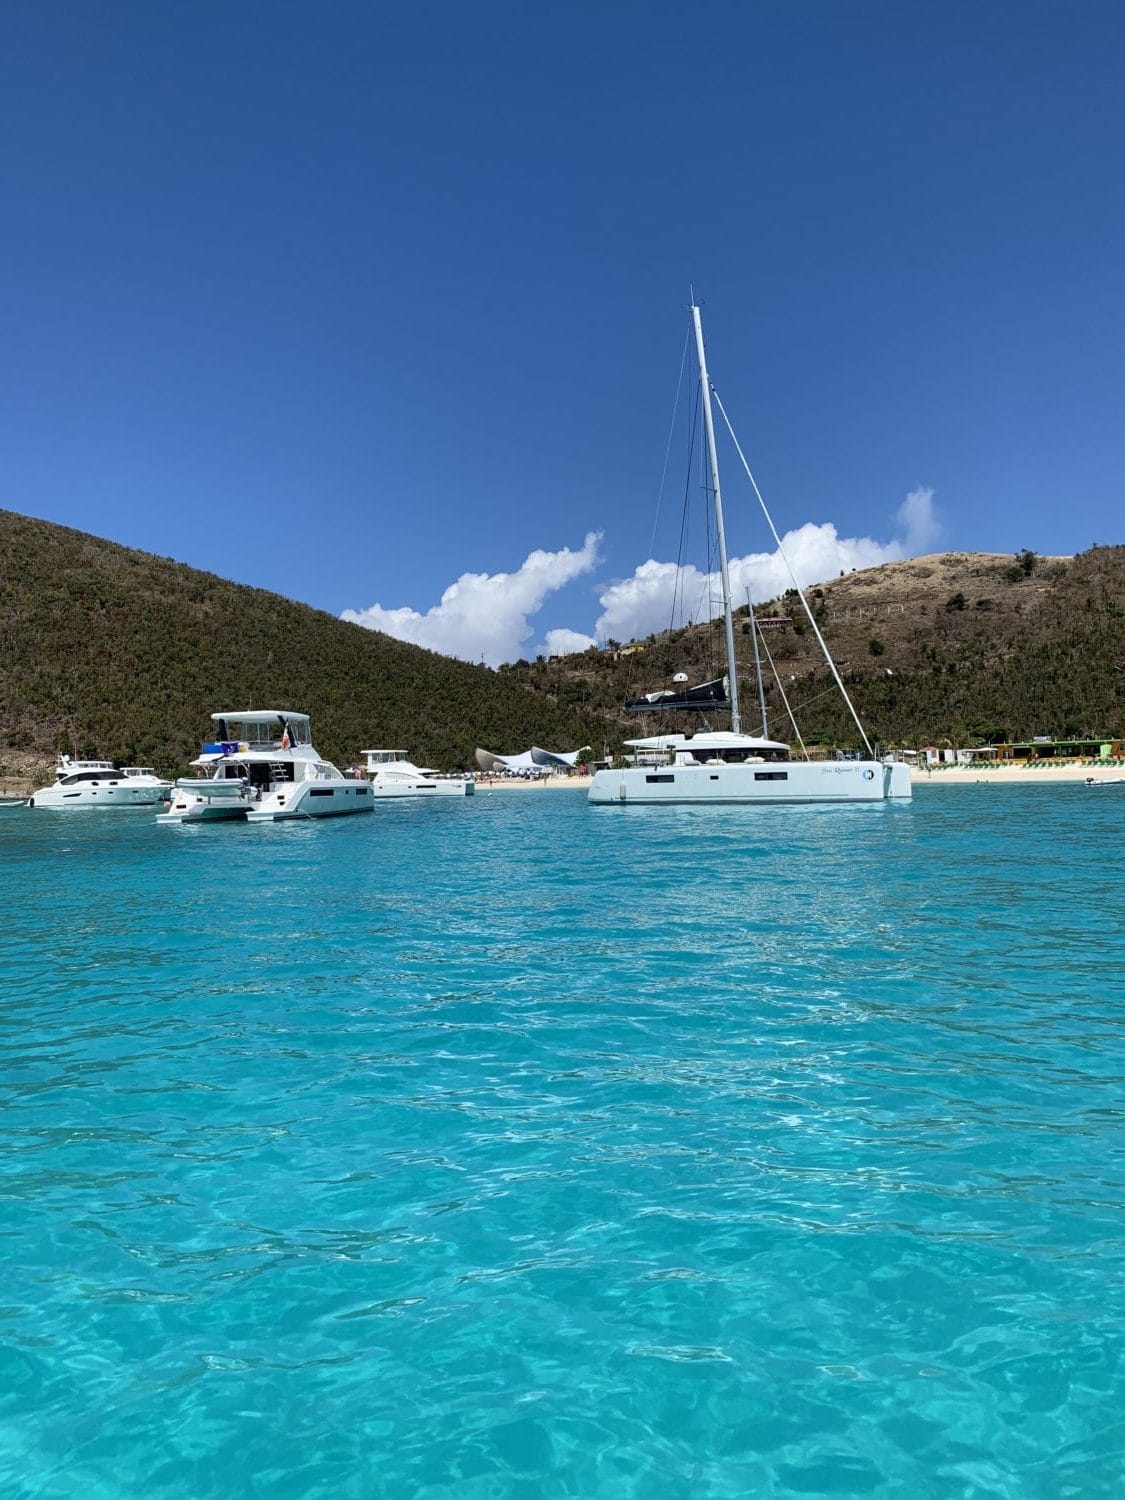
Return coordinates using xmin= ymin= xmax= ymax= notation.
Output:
xmin=340 ymin=490 xmax=941 ymax=666
xmin=589 ymin=488 xmax=940 ymax=644
xmin=341 ymin=532 xmax=601 ymax=667
xmin=894 ymin=486 xmax=939 ymax=552
xmin=544 ymin=627 xmax=598 ymax=657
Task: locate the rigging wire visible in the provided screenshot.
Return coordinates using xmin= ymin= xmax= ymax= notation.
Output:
xmin=648 ymin=327 xmax=692 ymax=560
xmin=694 ymin=422 xmax=720 ymax=677
xmin=752 ymin=624 xmax=809 ymax=760
xmin=669 ymin=384 xmax=700 ymax=635
xmin=787 ymin=682 xmax=857 ymax=720
xmin=710 ymin=386 xmax=875 ymax=757
xmin=704 ymin=431 xmax=716 ymax=668
xmin=746 ymin=586 xmax=769 ymax=738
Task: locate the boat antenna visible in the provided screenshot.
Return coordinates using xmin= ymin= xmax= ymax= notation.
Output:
xmin=711 ymin=386 xmax=875 ymax=758
xmin=745 ymin=586 xmax=769 ymax=738
xmin=690 ymin=304 xmax=741 ymax=734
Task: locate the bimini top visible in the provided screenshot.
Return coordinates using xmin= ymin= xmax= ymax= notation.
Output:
xmin=201 ymin=705 xmax=315 ymax=750
xmin=205 ymin=711 xmax=314 ymax=751
xmin=625 ymin=674 xmax=729 ymax=713
xmin=212 ymin=711 xmax=310 ymax=727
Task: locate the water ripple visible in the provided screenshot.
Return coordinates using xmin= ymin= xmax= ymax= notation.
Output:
xmin=0 ymin=786 xmax=1123 ymax=1497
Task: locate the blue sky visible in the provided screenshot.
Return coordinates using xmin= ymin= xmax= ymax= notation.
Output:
xmin=3 ymin=2 xmax=1123 ymax=661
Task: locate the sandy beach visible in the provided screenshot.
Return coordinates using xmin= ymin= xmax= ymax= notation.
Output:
xmin=910 ymin=761 xmax=1125 ymax=786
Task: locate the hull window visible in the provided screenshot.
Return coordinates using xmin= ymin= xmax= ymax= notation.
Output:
xmin=645 ymin=774 xmax=675 ymax=784
xmin=754 ymin=771 xmax=789 ymax=781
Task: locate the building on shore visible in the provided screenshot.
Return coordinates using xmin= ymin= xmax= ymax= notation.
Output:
xmin=993 ymin=738 xmax=1124 ymax=762
xmin=922 ymin=738 xmax=1123 ymax=766
xmin=475 ymin=746 xmax=587 ymax=776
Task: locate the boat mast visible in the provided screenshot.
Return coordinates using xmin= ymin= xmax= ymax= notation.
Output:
xmin=691 ymin=304 xmax=741 ymax=734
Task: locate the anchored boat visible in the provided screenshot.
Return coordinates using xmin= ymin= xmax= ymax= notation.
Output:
xmin=158 ymin=711 xmax=373 ymax=824
xmin=589 ymin=304 xmax=912 ymax=808
xmin=29 ymin=757 xmax=172 ymax=809
xmin=361 ymin=750 xmax=474 ymax=798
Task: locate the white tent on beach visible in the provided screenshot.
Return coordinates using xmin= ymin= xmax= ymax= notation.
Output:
xmin=475 ymin=746 xmax=587 ymax=774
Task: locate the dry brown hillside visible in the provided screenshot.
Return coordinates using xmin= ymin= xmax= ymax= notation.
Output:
xmin=500 ymin=546 xmax=1125 ymax=749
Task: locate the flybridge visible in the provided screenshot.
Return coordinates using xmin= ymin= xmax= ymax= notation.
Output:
xmin=210 ymin=711 xmax=312 ymax=749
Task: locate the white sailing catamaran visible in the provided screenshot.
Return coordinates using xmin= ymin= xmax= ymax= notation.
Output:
xmin=588 ymin=305 xmax=912 ymax=807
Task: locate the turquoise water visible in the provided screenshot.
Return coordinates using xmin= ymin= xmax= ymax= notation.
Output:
xmin=2 ymin=786 xmax=1123 ymax=1498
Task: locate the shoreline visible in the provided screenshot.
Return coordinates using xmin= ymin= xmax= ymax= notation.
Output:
xmin=474 ymin=775 xmax=594 ymax=791
xmin=4 ymin=763 xmax=1121 ymax=800
xmin=911 ymin=762 xmax=1125 ymax=785
xmin=476 ymin=762 xmax=1125 ymax=792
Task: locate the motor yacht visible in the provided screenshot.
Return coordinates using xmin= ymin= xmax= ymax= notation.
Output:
xmin=158 ymin=711 xmax=373 ymax=823
xmin=29 ymin=757 xmax=172 ymax=809
xmin=361 ymin=749 xmax=474 ymax=798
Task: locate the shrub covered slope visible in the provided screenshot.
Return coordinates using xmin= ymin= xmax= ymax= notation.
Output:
xmin=3 ymin=511 xmax=1121 ymax=773
xmin=0 ymin=510 xmax=606 ymax=772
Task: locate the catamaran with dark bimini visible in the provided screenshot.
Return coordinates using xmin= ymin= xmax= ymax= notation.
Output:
xmin=588 ymin=304 xmax=912 ymax=807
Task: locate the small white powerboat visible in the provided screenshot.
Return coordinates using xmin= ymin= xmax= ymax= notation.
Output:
xmin=29 ymin=757 xmax=172 ymax=809
xmin=360 ymin=749 xmax=474 ymax=798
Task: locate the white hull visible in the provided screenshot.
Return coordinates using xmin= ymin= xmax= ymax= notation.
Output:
xmin=156 ymin=778 xmax=250 ymax=823
xmin=589 ymin=761 xmax=912 ymax=805
xmin=159 ymin=778 xmax=373 ymax=823
xmin=368 ymin=777 xmax=472 ymax=799
xmin=246 ymin=780 xmax=373 ymax=820
xmin=31 ymin=782 xmax=169 ymax=809
xmin=361 ymin=751 xmax=474 ymax=799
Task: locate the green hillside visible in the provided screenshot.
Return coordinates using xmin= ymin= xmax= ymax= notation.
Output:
xmin=0 ymin=510 xmax=605 ymax=775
